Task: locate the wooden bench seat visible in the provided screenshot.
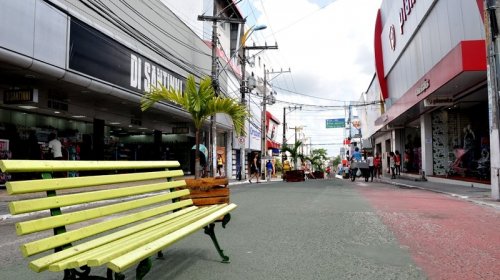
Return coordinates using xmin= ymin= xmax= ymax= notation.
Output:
xmin=0 ymin=160 xmax=237 ymax=280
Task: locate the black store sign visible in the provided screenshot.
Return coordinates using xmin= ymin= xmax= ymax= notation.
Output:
xmin=69 ymin=19 xmax=185 ymax=95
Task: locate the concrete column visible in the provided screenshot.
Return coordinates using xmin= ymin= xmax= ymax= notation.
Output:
xmin=420 ymin=114 xmax=433 ymax=177
xmin=394 ymin=129 xmax=404 ymax=155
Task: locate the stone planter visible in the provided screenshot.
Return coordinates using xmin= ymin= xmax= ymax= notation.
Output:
xmin=284 ymin=170 xmax=305 ymax=182
xmin=312 ymin=171 xmax=324 ymax=179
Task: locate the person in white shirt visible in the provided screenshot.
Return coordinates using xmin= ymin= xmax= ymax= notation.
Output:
xmin=366 ymin=152 xmax=374 ymax=182
xmin=48 ymin=133 xmax=63 ymax=160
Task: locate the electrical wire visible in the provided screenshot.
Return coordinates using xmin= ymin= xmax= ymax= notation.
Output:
xmin=79 ymin=0 xmax=210 ymax=78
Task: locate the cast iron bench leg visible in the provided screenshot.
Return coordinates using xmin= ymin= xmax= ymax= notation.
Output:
xmin=204 ymin=214 xmax=231 ymax=263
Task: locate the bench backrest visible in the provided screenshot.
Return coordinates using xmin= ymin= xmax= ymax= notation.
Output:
xmin=0 ymin=160 xmax=191 ymax=259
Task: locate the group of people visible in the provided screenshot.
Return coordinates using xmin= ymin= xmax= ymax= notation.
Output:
xmin=335 ymin=148 xmax=386 ymax=182
xmin=248 ymin=153 xmax=275 ymax=183
xmin=388 ymin=150 xmax=402 ymax=179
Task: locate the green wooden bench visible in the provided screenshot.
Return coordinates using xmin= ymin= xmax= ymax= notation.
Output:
xmin=0 ymin=160 xmax=237 ymax=279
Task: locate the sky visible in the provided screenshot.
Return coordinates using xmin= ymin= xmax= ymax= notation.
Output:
xmin=239 ymin=0 xmax=382 ymax=157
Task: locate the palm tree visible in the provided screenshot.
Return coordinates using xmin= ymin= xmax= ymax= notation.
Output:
xmin=141 ymin=75 xmax=247 ymax=178
xmin=307 ymin=148 xmax=328 ymax=172
xmin=281 ymin=140 xmax=305 ymax=170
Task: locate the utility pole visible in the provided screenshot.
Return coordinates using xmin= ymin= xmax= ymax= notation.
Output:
xmin=261 ymin=64 xmax=268 ymax=180
xmin=261 ymin=68 xmax=288 ymax=160
xmin=236 ymin=25 xmax=268 ymax=180
xmin=282 ymin=106 xmax=301 ymax=165
xmin=198 ymin=2 xmax=245 ymax=178
xmin=484 ymin=0 xmax=500 ymax=200
xmin=242 ymin=42 xmax=277 ymax=180
xmin=209 ymin=3 xmax=218 ymax=178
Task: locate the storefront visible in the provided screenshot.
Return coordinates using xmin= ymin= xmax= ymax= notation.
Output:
xmin=0 ymin=1 xmax=218 ymax=175
xmin=369 ymin=0 xmax=489 ymax=184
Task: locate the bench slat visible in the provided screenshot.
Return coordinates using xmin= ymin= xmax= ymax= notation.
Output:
xmin=86 ymin=204 xmax=228 ymax=268
xmin=10 ymin=180 xmax=186 ymax=214
xmin=108 ymin=203 xmax=238 ymax=272
xmin=29 ymin=205 xmax=198 ymax=272
xmin=0 ymin=160 xmax=180 ymax=173
xmin=7 ymin=170 xmax=184 ymax=195
xmin=15 ymin=189 xmax=190 ymax=235
xmin=22 ymin=199 xmax=193 ymax=258
xmin=48 ymin=205 xmax=222 ymax=271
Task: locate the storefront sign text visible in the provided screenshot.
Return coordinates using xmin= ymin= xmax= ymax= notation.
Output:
xmin=415 ymin=79 xmax=430 ymax=96
xmin=399 ymin=0 xmax=416 ymax=34
xmin=130 ymin=54 xmax=184 ymax=93
xmin=69 ymin=18 xmax=185 ymax=96
xmin=424 ymin=97 xmax=453 ymax=107
xmin=3 ymin=89 xmax=38 ymax=104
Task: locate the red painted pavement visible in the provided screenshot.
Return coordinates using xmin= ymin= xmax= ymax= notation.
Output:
xmin=357 ymin=186 xmax=500 ymax=280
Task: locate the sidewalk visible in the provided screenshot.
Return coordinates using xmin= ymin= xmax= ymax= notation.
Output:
xmin=377 ymin=173 xmax=500 ymax=210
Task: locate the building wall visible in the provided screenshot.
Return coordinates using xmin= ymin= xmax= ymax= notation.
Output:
xmin=0 ymin=0 xmax=211 ymax=81
xmin=380 ymin=0 xmax=484 ymax=103
xmin=361 ymin=75 xmax=384 ymax=139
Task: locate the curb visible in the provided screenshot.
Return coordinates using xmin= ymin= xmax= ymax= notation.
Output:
xmin=381 ymin=179 xmax=500 ymax=211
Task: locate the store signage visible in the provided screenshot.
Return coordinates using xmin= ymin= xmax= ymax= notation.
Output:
xmin=389 ymin=25 xmax=396 ymax=51
xmin=172 ymin=127 xmax=189 ymax=134
xmin=130 ymin=54 xmax=184 ymax=92
xmin=424 ymin=97 xmax=453 ymax=107
xmin=69 ymin=19 xmax=185 ymax=95
xmin=250 ymin=126 xmax=260 ymax=139
xmin=399 ymin=0 xmax=416 ymax=34
xmin=326 ymin=118 xmax=345 ymax=128
xmin=415 ymin=79 xmax=430 ymax=96
xmin=3 ymin=88 xmax=39 ymax=104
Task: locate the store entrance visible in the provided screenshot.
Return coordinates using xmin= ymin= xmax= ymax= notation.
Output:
xmin=431 ymin=102 xmax=490 ymax=182
xmin=403 ymin=126 xmax=421 ymax=174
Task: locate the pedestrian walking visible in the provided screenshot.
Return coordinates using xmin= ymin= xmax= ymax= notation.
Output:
xmin=395 ymin=150 xmax=401 ymax=175
xmin=216 ymin=154 xmax=224 ymax=177
xmin=374 ymin=152 xmax=382 ymax=178
xmin=249 ymin=153 xmax=260 ymax=183
xmin=266 ymin=160 xmax=273 ymax=182
xmin=389 ymin=151 xmax=396 ymax=179
xmin=366 ymin=152 xmax=374 ymax=182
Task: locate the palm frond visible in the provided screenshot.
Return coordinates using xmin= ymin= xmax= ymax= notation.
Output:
xmin=141 ymin=74 xmax=247 ymax=136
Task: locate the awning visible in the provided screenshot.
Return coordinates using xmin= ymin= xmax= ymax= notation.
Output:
xmin=375 ymin=41 xmax=486 ymax=127
xmin=266 ymin=139 xmax=281 ymax=149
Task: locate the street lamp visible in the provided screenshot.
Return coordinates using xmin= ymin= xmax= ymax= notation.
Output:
xmin=216 ymin=25 xmax=267 ymax=81
xmin=240 ymin=25 xmax=267 ymax=104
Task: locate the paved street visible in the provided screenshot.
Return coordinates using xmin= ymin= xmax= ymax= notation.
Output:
xmin=1 ymin=178 xmax=499 ymax=279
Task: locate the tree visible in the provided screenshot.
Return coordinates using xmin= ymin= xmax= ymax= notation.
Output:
xmin=281 ymin=141 xmax=305 ymax=170
xmin=332 ymin=155 xmax=341 ymax=167
xmin=307 ymin=148 xmax=328 ymax=172
xmin=141 ymin=75 xmax=247 ymax=178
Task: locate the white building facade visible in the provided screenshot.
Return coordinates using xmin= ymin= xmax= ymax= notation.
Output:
xmin=367 ymin=0 xmax=492 ymax=191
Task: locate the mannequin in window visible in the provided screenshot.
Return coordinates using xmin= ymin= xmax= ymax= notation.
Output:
xmin=463 ymin=124 xmax=475 ymax=151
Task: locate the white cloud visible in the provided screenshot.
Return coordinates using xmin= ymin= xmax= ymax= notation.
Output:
xmin=243 ymin=0 xmax=382 ymax=156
